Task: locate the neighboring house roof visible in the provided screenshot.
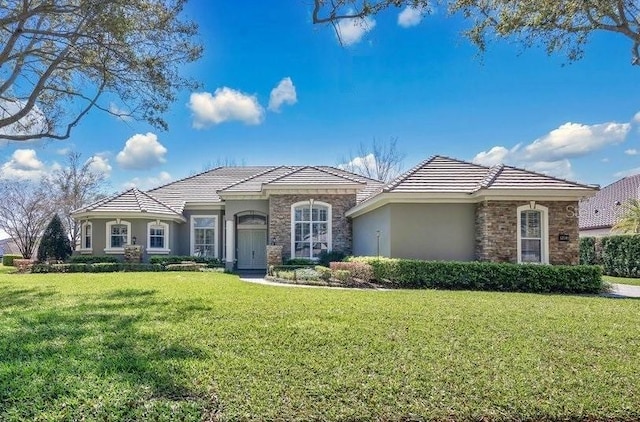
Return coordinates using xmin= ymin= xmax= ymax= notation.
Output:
xmin=579 ymin=174 xmax=640 ymax=230
xmin=0 ymin=237 xmax=20 ymax=256
xmin=347 ymin=155 xmax=598 ymax=217
xmin=73 ymin=188 xmax=185 ymax=221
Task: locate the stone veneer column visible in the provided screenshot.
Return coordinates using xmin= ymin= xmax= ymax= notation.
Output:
xmin=266 ymin=245 xmax=283 ymax=266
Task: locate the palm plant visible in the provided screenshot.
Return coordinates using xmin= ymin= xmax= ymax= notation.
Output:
xmin=612 ymin=199 xmax=640 ymax=234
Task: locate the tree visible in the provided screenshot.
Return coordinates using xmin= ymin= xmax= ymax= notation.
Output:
xmin=0 ymin=0 xmax=202 ymax=141
xmin=37 ymin=214 xmax=72 ymax=263
xmin=612 ymin=198 xmax=640 ymax=233
xmin=0 ymin=180 xmax=54 ymax=259
xmin=340 ymin=137 xmax=405 ymax=182
xmin=312 ymin=1 xmax=640 ymax=65
xmin=43 ymin=152 xmax=108 ymax=249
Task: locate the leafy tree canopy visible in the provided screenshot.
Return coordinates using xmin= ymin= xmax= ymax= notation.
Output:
xmin=0 ymin=0 xmax=202 ymax=141
xmin=312 ymin=0 xmax=640 ymax=65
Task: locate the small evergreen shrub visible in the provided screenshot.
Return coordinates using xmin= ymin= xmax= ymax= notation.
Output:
xmin=315 ymin=266 xmax=332 ymax=281
xmin=166 ymin=263 xmax=204 ymax=271
xmin=329 ymin=261 xmax=374 ymax=281
xmin=37 ymin=215 xmax=72 ymax=263
xmin=2 ymin=254 xmax=22 ymax=266
xmin=285 ymin=258 xmax=315 ymax=266
xmin=579 ymin=237 xmax=598 ymax=265
xmin=295 ymin=268 xmax=320 ymax=281
xmin=67 ymin=256 xmax=118 ymax=264
xmin=317 ymin=250 xmax=346 ymax=267
xmin=600 ymin=235 xmax=640 ymax=277
xmin=149 ymin=255 xmax=222 ymax=267
xmin=332 ymin=270 xmax=350 ymax=282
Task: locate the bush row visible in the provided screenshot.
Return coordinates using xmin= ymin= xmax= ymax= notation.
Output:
xmin=580 ymin=235 xmax=640 ymax=277
xmin=31 ymin=263 xmax=164 ymax=273
xmin=148 ymin=255 xmax=223 ymax=267
xmin=346 ymin=257 xmax=603 ymax=294
xmin=67 ymin=255 xmax=119 ymax=264
xmin=2 ymin=254 xmax=22 ymax=266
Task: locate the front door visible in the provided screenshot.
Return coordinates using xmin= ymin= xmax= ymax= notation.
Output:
xmin=237 ymin=229 xmax=267 ymax=269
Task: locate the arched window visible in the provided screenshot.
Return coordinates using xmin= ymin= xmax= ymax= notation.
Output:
xmin=517 ymin=203 xmax=549 ymax=264
xmin=291 ymin=200 xmax=331 ymax=259
xmin=80 ymin=221 xmax=92 ymax=251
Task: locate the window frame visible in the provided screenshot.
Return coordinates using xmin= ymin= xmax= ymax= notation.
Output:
xmin=290 ymin=200 xmax=332 ymax=260
xmin=190 ymin=215 xmax=218 ymax=258
xmin=147 ymin=221 xmax=170 ymax=254
xmin=516 ymin=204 xmax=549 ymax=264
xmin=80 ymin=221 xmax=92 ymax=254
xmin=104 ymin=220 xmax=131 ymax=254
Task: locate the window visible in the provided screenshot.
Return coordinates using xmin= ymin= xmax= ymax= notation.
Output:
xmin=105 ymin=220 xmax=131 ymax=252
xmin=517 ymin=204 xmax=549 ymax=264
xmin=191 ymin=215 xmax=217 ymax=257
xmin=147 ymin=221 xmax=169 ymax=253
xmin=291 ymin=201 xmax=331 ymax=259
xmin=81 ymin=222 xmax=92 ymax=251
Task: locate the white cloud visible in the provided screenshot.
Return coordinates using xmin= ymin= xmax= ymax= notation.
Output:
xmin=116 ymin=132 xmax=167 ymax=170
xmin=625 ymin=148 xmax=638 ymax=156
xmin=339 ymin=153 xmax=377 ymax=172
xmin=188 ymin=88 xmax=264 ymax=128
xmin=615 ymin=167 xmax=640 ymax=178
xmin=601 ymin=157 xmax=610 ymax=163
xmin=0 ymin=149 xmax=46 ymax=180
xmin=398 ymin=6 xmax=426 ymax=27
xmin=56 ymin=147 xmax=72 ymax=155
xmin=335 ymin=15 xmax=376 ymax=46
xmin=268 ymin=77 xmax=297 ymax=112
xmin=123 ymin=171 xmax=172 ymax=190
xmin=109 ymin=102 xmax=133 ymax=122
xmin=473 ymin=120 xmax=631 ymax=179
xmin=633 ymin=111 xmax=640 ymax=124
xmin=0 ymin=100 xmax=48 ymax=141
xmin=87 ymin=155 xmax=112 ymax=176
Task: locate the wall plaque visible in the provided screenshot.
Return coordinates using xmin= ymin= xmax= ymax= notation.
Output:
xmin=558 ymin=234 xmax=570 ymax=242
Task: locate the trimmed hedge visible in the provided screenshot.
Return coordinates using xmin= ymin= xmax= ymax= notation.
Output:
xmin=2 ymin=254 xmax=22 ymax=266
xmin=329 ymin=261 xmax=374 ymax=281
xmin=347 ymin=257 xmax=603 ymax=294
xmin=67 ymin=255 xmax=119 ymax=264
xmin=580 ymin=235 xmax=640 ymax=277
xmin=31 ymin=263 xmax=164 ymax=273
xmin=579 ymin=237 xmax=598 ymax=266
xmin=149 ymin=255 xmax=223 ymax=267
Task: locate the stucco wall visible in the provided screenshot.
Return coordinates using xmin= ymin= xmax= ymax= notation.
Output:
xmin=475 ymin=200 xmax=579 ymax=265
xmin=389 ymin=203 xmax=476 ymax=261
xmin=352 ymin=205 xmax=391 ymax=257
xmin=224 ymin=200 xmax=269 ymax=218
xmin=579 ymin=227 xmax=615 ymax=237
xmin=269 ymin=194 xmax=356 ymax=260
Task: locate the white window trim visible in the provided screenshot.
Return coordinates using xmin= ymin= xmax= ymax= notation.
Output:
xmin=190 ymin=215 xmax=218 ymax=258
xmin=79 ymin=221 xmax=93 ymax=254
xmin=516 ymin=203 xmax=549 ymax=264
xmin=147 ymin=221 xmax=170 ymax=254
xmin=104 ymin=220 xmax=131 ymax=254
xmin=290 ymin=200 xmax=332 ymax=260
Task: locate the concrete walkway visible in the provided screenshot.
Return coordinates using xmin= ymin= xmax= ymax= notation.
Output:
xmin=604 ymin=283 xmax=640 ymax=299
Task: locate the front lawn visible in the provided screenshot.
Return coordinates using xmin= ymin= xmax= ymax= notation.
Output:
xmin=0 ymin=272 xmax=638 ymax=421
xmin=603 ymin=275 xmax=640 ymax=287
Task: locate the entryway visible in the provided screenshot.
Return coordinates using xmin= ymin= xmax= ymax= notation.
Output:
xmin=237 ymin=228 xmax=267 ymax=270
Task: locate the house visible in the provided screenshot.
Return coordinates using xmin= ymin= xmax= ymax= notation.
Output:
xmin=579 ymin=174 xmax=640 ymax=237
xmin=0 ymin=237 xmax=20 ymax=257
xmin=71 ymin=156 xmax=597 ymax=269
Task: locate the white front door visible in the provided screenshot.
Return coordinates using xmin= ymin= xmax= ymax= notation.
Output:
xmin=237 ymin=229 xmax=267 ymax=269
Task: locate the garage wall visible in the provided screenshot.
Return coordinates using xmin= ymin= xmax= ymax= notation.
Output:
xmin=352 ymin=205 xmax=391 ymax=257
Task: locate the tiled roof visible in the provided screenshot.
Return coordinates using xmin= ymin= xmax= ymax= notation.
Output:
xmin=380 ymin=155 xmax=596 ymax=194
xmin=74 ymin=188 xmax=183 ymax=218
xmin=267 ymin=166 xmax=366 ymax=186
xmin=149 ymin=166 xmax=276 ymax=211
xmin=579 ymin=174 xmax=640 ymax=229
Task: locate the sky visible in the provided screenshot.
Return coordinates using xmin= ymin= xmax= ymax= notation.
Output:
xmin=2 ymin=2 xmax=640 ymax=239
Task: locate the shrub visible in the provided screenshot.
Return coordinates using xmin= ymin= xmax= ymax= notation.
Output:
xmin=317 ymin=250 xmax=346 ymax=267
xmin=31 ymin=263 xmax=163 ymax=273
xmin=276 ymin=270 xmax=296 ymax=280
xmin=37 ymin=215 xmax=72 ymax=263
xmin=165 ymin=263 xmax=204 ymax=271
xmin=285 ymin=258 xmax=315 ymax=266
xmin=295 ymin=268 xmax=320 ymax=281
xmin=347 ymin=257 xmax=603 ymax=294
xmin=330 ymin=261 xmax=374 ymax=281
xmin=2 ymin=254 xmax=22 ymax=266
xmin=315 ymin=266 xmax=332 ymax=281
xmin=67 ymin=255 xmax=118 ymax=264
xmin=600 ymin=235 xmax=640 ymax=277
xmin=579 ymin=237 xmax=598 ymax=265
xmin=149 ymin=255 xmax=222 ymax=267
xmin=332 ymin=270 xmax=351 ymax=282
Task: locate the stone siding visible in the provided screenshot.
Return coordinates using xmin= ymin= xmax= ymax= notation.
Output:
xmin=269 ymin=194 xmax=356 ymax=260
xmin=475 ymin=200 xmax=579 ymax=265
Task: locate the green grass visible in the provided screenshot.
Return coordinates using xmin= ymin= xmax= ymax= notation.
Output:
xmin=0 ymin=272 xmax=638 ymax=421
xmin=0 ymin=263 xmax=16 ymax=274
xmin=603 ymin=275 xmax=640 ymax=287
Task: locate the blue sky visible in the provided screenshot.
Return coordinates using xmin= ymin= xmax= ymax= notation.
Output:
xmin=3 ymin=1 xmax=640 ymax=195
